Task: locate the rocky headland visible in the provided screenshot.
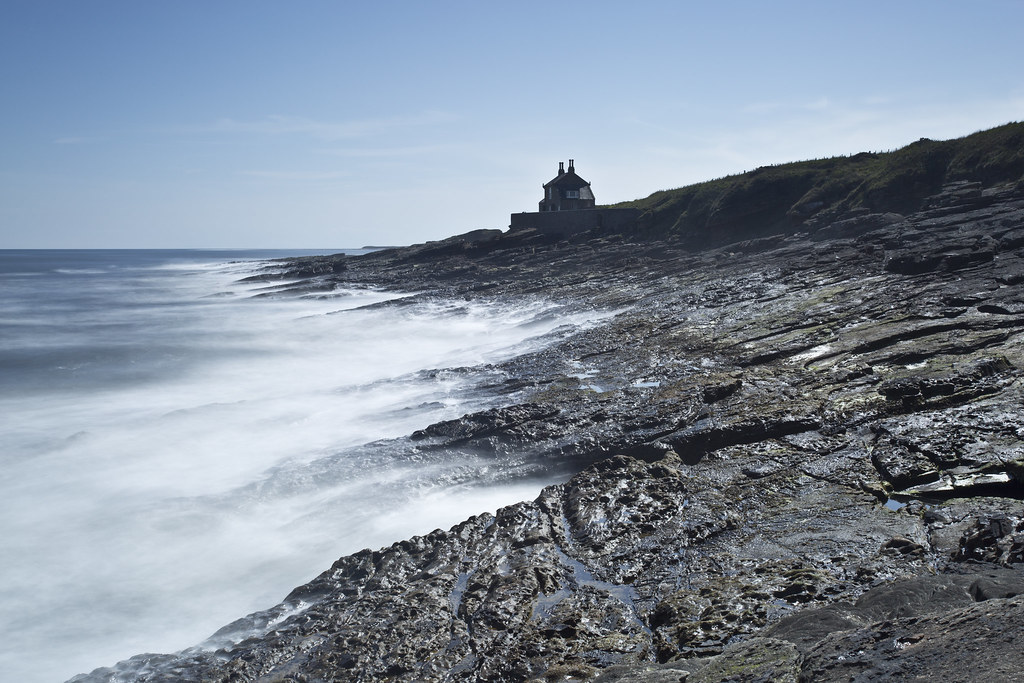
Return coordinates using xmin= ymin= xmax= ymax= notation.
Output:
xmin=75 ymin=124 xmax=1024 ymax=682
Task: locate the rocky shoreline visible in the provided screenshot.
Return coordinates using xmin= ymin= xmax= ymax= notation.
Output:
xmin=74 ymin=178 xmax=1024 ymax=682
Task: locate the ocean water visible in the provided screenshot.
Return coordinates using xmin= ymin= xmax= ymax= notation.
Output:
xmin=0 ymin=250 xmax=608 ymax=683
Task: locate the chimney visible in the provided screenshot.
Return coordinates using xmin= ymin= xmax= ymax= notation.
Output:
xmin=568 ymin=159 xmax=575 ymax=173
xmin=558 ymin=161 xmax=565 ymax=175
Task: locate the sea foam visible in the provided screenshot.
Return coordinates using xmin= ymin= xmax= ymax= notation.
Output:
xmin=0 ymin=251 xmax=609 ymax=683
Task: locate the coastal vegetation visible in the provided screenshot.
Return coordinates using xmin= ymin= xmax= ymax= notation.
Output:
xmin=611 ymin=121 xmax=1024 ymax=246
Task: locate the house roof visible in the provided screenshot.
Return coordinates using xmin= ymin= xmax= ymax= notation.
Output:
xmin=543 ymin=165 xmax=591 ymax=190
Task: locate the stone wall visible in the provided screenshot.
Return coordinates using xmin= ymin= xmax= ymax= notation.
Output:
xmin=509 ymin=208 xmax=641 ymax=236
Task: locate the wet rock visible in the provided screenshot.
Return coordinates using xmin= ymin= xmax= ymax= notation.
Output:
xmin=683 ymin=637 xmax=800 ymax=683
xmin=954 ymin=514 xmax=1024 ymax=565
xmin=798 ymin=594 xmax=1024 ymax=682
xmin=882 ymin=248 xmax=994 ymax=274
xmin=700 ymin=378 xmax=742 ymax=403
xmin=74 ymin=164 xmax=1024 ymax=682
xmin=410 ymin=403 xmax=561 ymax=442
xmin=814 ymin=213 xmax=904 ymax=245
xmin=871 ymin=442 xmax=939 ymax=489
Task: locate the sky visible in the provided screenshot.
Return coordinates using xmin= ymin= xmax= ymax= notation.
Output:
xmin=1 ymin=1 xmax=1023 ymax=249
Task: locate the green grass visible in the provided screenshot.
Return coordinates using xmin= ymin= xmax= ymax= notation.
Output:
xmin=606 ymin=122 xmax=1024 ymax=246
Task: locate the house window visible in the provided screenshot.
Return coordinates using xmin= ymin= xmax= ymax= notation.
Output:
xmin=565 ymin=190 xmax=580 ymax=199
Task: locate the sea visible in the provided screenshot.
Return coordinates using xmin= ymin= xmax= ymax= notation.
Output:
xmin=0 ymin=249 xmax=610 ymax=683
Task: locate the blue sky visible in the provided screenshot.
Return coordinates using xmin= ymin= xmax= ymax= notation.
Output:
xmin=2 ymin=1 xmax=1022 ymax=248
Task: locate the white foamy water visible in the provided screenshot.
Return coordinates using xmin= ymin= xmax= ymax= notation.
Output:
xmin=0 ymin=250 xmax=607 ymax=683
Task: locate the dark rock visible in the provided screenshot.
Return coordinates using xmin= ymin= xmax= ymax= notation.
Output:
xmin=883 ymin=247 xmax=995 ymax=274
xmin=701 ymin=378 xmax=742 ymax=403
xmin=810 ymin=211 xmax=904 ymax=241
xmin=762 ymin=606 xmax=863 ymax=650
xmin=851 ymin=573 xmax=975 ymax=620
xmin=871 ymin=443 xmax=939 ymax=489
xmin=797 ymin=594 xmax=1024 ymax=682
xmin=969 ymin=571 xmax=1024 ymax=601
xmin=410 ymin=403 xmax=560 ymax=442
xmin=73 ymin=148 xmax=1024 ymax=683
xmin=955 ymin=514 xmax=1024 ymax=565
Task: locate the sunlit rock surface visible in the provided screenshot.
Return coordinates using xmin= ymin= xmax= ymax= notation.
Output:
xmin=74 ymin=179 xmax=1024 ymax=682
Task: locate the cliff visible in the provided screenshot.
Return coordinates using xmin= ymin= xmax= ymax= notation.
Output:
xmin=612 ymin=121 xmax=1024 ymax=248
xmin=74 ymin=125 xmax=1024 ymax=682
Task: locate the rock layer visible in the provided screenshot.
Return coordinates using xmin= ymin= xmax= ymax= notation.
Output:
xmin=74 ymin=180 xmax=1024 ymax=682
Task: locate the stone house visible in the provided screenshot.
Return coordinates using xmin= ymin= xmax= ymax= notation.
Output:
xmin=510 ymin=160 xmax=639 ymax=236
xmin=539 ymin=160 xmax=596 ymax=212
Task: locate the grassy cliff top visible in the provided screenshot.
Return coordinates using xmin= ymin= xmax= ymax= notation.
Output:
xmin=608 ymin=121 xmax=1024 ymax=246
